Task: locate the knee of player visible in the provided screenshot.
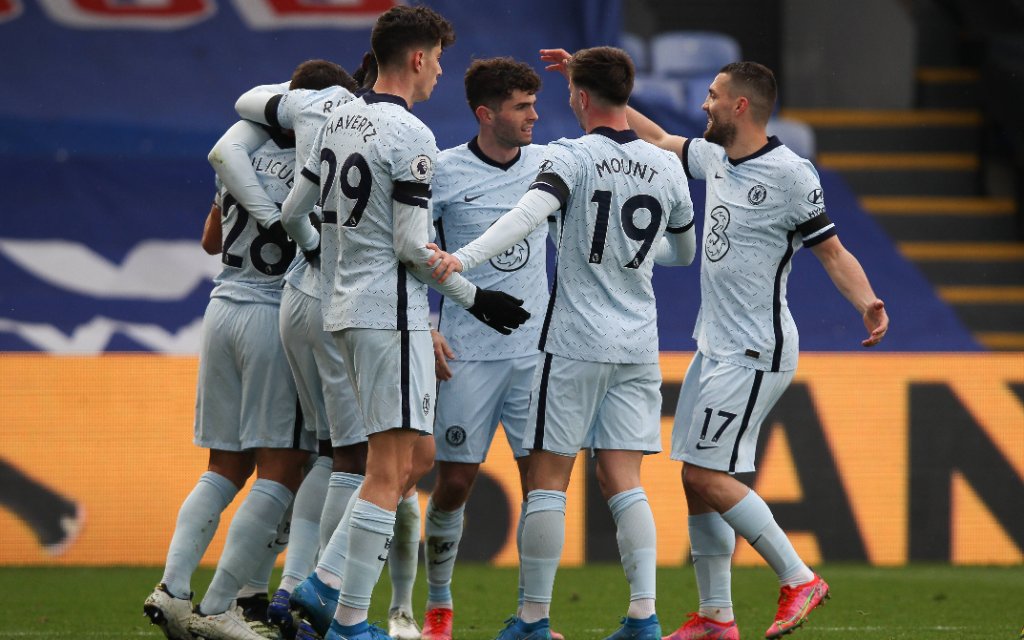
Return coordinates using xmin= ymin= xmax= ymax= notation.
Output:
xmin=682 ymin=463 xmax=719 ymax=496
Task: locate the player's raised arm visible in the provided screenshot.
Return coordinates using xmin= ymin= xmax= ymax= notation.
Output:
xmin=234 ymin=81 xmax=290 ymax=126
xmin=810 ymin=235 xmax=889 ymax=347
xmin=207 ymin=120 xmax=280 ymax=227
xmin=626 ymin=105 xmax=688 ymax=159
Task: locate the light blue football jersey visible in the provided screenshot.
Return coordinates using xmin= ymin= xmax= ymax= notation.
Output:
xmin=683 ymin=136 xmax=836 ymax=372
xmin=305 ymin=91 xmax=438 ymax=331
xmin=210 ymin=137 xmax=297 ymax=304
xmin=533 ymin=128 xmax=694 ymax=364
xmin=273 ymin=85 xmax=356 ymax=298
xmin=433 ymin=139 xmax=549 ymax=361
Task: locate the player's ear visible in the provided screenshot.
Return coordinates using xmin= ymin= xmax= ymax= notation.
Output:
xmin=411 ymin=48 xmax=425 ymax=72
xmin=474 ymin=104 xmax=492 ymax=124
xmin=735 ymin=96 xmax=749 ymax=117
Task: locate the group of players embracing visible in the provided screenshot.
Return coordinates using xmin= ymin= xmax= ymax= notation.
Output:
xmin=144 ymin=5 xmax=888 ymax=640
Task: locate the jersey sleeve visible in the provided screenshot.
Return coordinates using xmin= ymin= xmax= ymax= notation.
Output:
xmin=529 ymin=139 xmax=578 ymax=209
xmin=665 ymin=164 xmax=696 ymax=233
xmin=789 ymin=162 xmax=836 ymax=248
xmin=275 ymin=89 xmax=310 ymax=130
xmin=681 ymin=137 xmax=712 ymax=180
xmin=387 ymin=123 xmax=437 ymax=210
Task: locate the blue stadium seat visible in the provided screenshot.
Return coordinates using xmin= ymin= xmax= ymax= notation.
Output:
xmin=767 ymin=117 xmax=817 ymax=160
xmin=620 ymin=32 xmax=649 ymax=73
xmin=650 ymin=31 xmax=741 ymax=77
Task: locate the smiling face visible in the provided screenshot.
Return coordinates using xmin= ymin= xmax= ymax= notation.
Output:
xmin=488 ymin=89 xmax=538 ymax=148
xmin=702 ymin=72 xmax=738 ymax=147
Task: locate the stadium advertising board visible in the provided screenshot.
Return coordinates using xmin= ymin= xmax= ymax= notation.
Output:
xmin=0 ymin=353 xmax=1020 ymax=566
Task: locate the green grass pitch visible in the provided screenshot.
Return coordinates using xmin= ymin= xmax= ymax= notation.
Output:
xmin=0 ymin=564 xmax=1020 ymax=639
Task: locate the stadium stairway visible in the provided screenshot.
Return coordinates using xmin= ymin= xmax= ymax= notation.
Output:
xmin=781 ymin=66 xmax=1024 ymax=351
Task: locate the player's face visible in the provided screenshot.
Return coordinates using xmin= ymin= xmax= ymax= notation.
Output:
xmin=491 ymin=89 xmax=538 ymax=148
xmin=415 ymin=42 xmax=444 ymax=102
xmin=702 ymin=73 xmax=737 ymax=147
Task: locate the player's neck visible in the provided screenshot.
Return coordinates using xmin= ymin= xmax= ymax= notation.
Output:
xmin=371 ymin=76 xmax=415 ymax=108
xmin=584 ymin=110 xmax=629 ymax=134
xmin=476 ymin=130 xmax=520 ymax=165
xmin=724 ymin=127 xmax=770 ymax=160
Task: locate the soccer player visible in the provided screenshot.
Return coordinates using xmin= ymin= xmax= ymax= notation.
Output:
xmin=0 ymin=457 xmax=83 ymax=556
xmin=277 ymin=7 xmax=530 ymax=640
xmin=428 ymin=46 xmax=696 ymax=640
xmin=421 ymin=57 xmax=557 ymax=640
xmin=609 ymin=57 xmax=888 ymax=639
xmin=144 ymin=119 xmax=306 ymax=640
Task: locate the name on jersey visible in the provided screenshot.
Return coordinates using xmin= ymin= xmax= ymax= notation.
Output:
xmin=595 ymin=157 xmax=659 ymax=184
xmin=251 ymin=155 xmax=294 ymax=189
xmin=324 ymin=113 xmax=378 ymax=143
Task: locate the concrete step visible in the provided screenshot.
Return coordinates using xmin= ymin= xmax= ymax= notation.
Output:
xmin=781 ymin=109 xmax=981 ymax=153
xmin=915 ymin=67 xmax=981 ymax=110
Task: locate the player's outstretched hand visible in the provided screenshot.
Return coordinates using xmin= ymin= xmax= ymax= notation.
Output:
xmin=431 ymin=329 xmax=455 ymax=381
xmin=540 ymin=48 xmax=572 ymax=78
xmin=425 ymin=242 xmax=464 ymax=283
xmin=862 ymin=299 xmax=888 ymax=347
xmin=469 ymin=288 xmax=531 ymax=335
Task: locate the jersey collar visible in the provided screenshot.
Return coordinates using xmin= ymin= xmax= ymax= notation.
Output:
xmin=728 ymin=135 xmax=782 ymax=166
xmin=362 ymin=90 xmax=410 ymax=111
xmin=589 ymin=126 xmax=639 ymax=144
xmin=468 ymin=136 xmax=522 ymax=171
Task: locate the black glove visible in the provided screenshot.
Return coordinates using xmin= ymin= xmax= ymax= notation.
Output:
xmin=265 ymin=220 xmax=291 ymax=245
xmin=302 ymin=244 xmax=321 ymax=267
xmin=468 ymin=288 xmax=531 ymax=335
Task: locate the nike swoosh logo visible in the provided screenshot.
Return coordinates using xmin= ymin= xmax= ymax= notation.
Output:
xmin=695 ymin=442 xmax=718 ymax=450
xmin=464 ymin=194 xmax=484 ymax=202
xmin=315 ymin=591 xmax=328 ymax=607
xmin=431 ymin=556 xmax=455 ymax=565
xmin=378 ymin=553 xmax=389 ymax=562
xmin=714 ymin=172 xmax=723 ymax=179
xmin=266 ymin=537 xmax=289 ymax=548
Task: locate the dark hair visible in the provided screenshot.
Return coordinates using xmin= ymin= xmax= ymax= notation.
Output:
xmin=464 ymin=57 xmax=541 ymax=116
xmin=289 ymin=59 xmax=357 ymax=92
xmin=567 ymin=46 xmax=634 ymax=106
xmin=719 ymin=61 xmax=777 ymax=124
xmin=352 ymin=51 xmax=378 ymax=90
xmin=371 ymin=5 xmax=455 ymax=69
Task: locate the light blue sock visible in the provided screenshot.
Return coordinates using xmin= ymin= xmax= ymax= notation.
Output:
xmin=721 ymin=491 xmax=812 ymax=586
xmin=281 ymin=456 xmax=332 ymax=591
xmin=320 ymin=472 xmax=364 ymax=550
xmin=162 ymin=471 xmax=238 ymax=599
xmin=337 ymin=499 xmax=397 ymax=616
xmin=689 ymin=512 xmax=735 ymax=620
xmin=388 ymin=492 xmax=421 ymax=612
xmin=520 ymin=490 xmax=566 ymax=623
xmin=424 ymin=497 xmax=465 ymax=609
xmin=199 ymin=479 xmax=293 ymax=614
xmin=516 ymin=501 xmax=527 ymax=611
xmin=317 ymin=483 xmax=363 ymax=587
xmin=242 ymin=500 xmax=292 ymax=597
xmin=609 ymin=488 xmax=657 ymax=618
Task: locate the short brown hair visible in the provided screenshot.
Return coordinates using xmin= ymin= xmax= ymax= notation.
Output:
xmin=371 ymin=5 xmax=455 ymax=69
xmin=465 ymin=57 xmax=541 ymax=115
xmin=567 ymin=46 xmax=634 ymax=106
xmin=719 ymin=61 xmax=777 ymax=124
xmin=289 ymin=59 xmax=356 ymax=92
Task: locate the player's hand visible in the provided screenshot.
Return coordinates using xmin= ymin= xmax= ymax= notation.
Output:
xmin=431 ymin=329 xmax=455 ymax=381
xmin=468 ymin=288 xmax=531 ymax=335
xmin=540 ymin=48 xmax=572 ymax=78
xmin=425 ymin=242 xmax=464 ymax=283
xmin=861 ymin=299 xmax=888 ymax=347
